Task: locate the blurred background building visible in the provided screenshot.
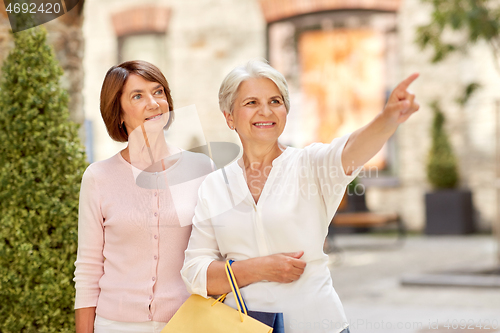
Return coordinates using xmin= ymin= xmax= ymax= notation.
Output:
xmin=1 ymin=0 xmax=498 ymax=234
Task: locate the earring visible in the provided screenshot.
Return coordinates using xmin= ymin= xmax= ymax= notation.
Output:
xmin=119 ymin=122 xmax=124 ymax=129
xmin=230 ymin=126 xmax=234 ymax=130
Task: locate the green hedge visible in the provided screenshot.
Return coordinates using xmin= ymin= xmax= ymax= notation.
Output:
xmin=0 ymin=26 xmax=87 ymax=332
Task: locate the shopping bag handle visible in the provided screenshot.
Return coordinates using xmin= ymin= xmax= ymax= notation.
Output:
xmin=210 ymin=260 xmax=249 ymax=322
xmin=209 ymin=260 xmax=247 ymax=322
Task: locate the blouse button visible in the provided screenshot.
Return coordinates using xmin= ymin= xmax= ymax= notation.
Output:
xmin=148 ymin=314 xmax=152 ymax=320
xmin=149 ymin=295 xmax=153 ymax=300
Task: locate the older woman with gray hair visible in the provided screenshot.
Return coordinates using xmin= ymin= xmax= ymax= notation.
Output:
xmin=181 ymin=60 xmax=419 ymax=333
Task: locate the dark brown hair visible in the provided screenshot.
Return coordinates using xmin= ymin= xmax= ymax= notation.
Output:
xmin=100 ymin=60 xmax=174 ymax=142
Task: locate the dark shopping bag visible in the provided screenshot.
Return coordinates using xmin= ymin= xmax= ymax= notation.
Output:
xmin=248 ymin=311 xmax=285 ymax=333
xmin=227 ymin=259 xmax=285 ymax=333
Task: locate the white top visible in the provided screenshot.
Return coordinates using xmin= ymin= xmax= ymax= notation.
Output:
xmin=181 ymin=133 xmax=361 ymax=333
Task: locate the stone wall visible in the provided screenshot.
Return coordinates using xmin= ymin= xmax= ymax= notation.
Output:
xmin=3 ymin=0 xmax=498 ymax=232
xmin=83 ymin=0 xmax=266 ymax=161
xmin=259 ymin=0 xmax=498 ymax=232
xmin=259 ymin=0 xmax=401 ymax=22
xmin=365 ymin=0 xmax=500 ymax=231
xmin=80 ymin=0 xmax=498 ymax=232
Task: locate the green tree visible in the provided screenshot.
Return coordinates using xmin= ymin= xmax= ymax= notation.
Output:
xmin=426 ymin=101 xmax=459 ymax=189
xmin=0 ymin=26 xmax=87 ymax=332
xmin=416 ymin=0 xmax=500 ymax=71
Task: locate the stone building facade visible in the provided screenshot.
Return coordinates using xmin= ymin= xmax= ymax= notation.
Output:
xmin=394 ymin=0 xmax=499 ymax=232
xmin=83 ymin=0 xmax=499 ymax=232
xmin=1 ymin=0 xmax=497 ymax=233
xmin=82 ymin=0 xmax=266 ymax=164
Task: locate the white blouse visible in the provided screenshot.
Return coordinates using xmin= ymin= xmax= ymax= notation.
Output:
xmin=181 ymin=133 xmax=361 ymax=333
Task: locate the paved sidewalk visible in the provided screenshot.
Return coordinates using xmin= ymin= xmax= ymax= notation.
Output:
xmin=327 ymin=235 xmax=500 ymax=333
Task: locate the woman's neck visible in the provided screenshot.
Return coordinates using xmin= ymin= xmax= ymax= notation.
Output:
xmin=122 ymin=131 xmax=180 ymax=171
xmin=240 ymin=141 xmax=284 ymax=171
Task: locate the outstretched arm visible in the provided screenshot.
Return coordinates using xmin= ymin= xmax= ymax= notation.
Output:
xmin=341 ymin=73 xmax=420 ymax=175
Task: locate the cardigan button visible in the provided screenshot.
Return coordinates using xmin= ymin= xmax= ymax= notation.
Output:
xmin=154 ymin=212 xmax=158 ymax=217
xmin=154 ymin=235 xmax=158 ymax=239
xmin=152 ymin=277 xmax=156 ymax=281
xmin=154 ymin=255 xmax=158 ymax=260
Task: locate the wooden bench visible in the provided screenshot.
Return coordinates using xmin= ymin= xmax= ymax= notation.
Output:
xmin=326 ymin=193 xmax=406 ymax=251
xmin=332 ymin=211 xmax=405 ymax=238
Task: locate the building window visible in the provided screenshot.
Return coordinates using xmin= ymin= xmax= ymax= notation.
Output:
xmin=112 ymin=6 xmax=171 ymax=74
xmin=118 ymin=33 xmax=167 ymax=69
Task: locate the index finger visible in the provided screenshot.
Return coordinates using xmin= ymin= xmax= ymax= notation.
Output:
xmin=395 ymin=73 xmax=419 ymax=92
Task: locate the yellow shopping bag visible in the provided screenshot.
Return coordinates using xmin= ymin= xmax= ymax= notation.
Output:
xmin=162 ymin=261 xmax=272 ymax=333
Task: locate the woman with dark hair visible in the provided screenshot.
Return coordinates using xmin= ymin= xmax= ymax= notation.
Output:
xmin=72 ymin=60 xmax=212 ymax=333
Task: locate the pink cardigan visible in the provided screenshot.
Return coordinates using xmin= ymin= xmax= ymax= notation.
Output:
xmin=74 ymin=151 xmax=212 ymax=322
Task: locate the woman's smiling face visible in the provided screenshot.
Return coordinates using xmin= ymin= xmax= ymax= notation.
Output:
xmin=120 ymin=74 xmax=170 ymax=134
xmin=226 ymin=77 xmax=287 ymax=145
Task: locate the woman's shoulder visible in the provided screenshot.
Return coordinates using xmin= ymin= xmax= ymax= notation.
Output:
xmin=293 ymin=134 xmax=352 ymax=161
xmin=199 ymin=165 xmax=226 ymax=185
xmin=196 ymin=160 xmax=234 ymax=191
xmin=84 ymin=152 xmax=124 ymax=179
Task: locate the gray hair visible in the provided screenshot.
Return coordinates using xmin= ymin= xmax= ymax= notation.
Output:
xmin=218 ymin=59 xmax=290 ymax=115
